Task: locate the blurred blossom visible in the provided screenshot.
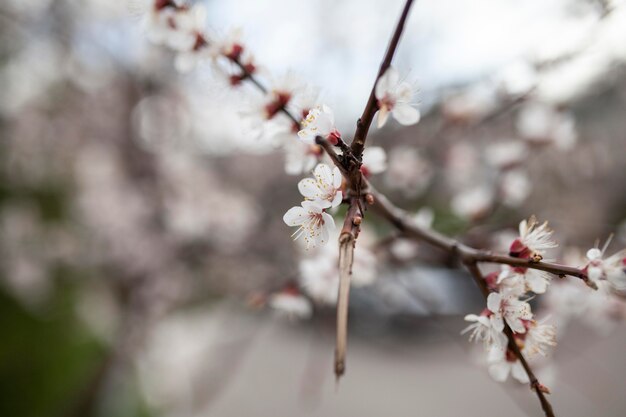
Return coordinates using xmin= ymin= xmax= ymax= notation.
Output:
xmin=385 ymin=147 xmax=433 ymax=197
xmin=451 ymin=186 xmax=493 ymax=220
xmin=361 ymin=146 xmax=388 ymax=177
xmin=299 ymin=233 xmax=377 ymax=305
xmin=282 ymin=137 xmax=322 ymax=175
xmin=441 ymin=83 xmax=498 ymax=123
xmin=484 ymin=140 xmax=528 ymax=169
xmin=133 ymin=94 xmax=192 ymax=151
xmin=445 ymin=142 xmax=480 ymax=190
xmin=495 ymin=60 xmax=537 ymax=96
xmin=548 ymin=279 xmax=626 ymax=335
xmin=499 ymin=169 xmax=532 ymax=207
xmin=516 ymin=102 xmax=578 ymax=150
xmin=268 ymin=288 xmax=313 ymax=320
xmin=157 ymin=152 xmax=259 ymax=248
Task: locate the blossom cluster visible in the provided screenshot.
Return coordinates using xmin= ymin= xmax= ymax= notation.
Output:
xmin=464 ymin=216 xmax=626 ymax=384
xmin=137 ymin=0 xmax=424 ymax=323
xmin=463 ymin=217 xmax=559 ymax=383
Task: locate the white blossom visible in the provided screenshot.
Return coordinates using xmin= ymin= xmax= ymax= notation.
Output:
xmin=385 ymin=147 xmax=433 ymax=197
xmin=516 ymin=102 xmax=577 ymax=150
xmin=171 ymin=5 xmax=211 ymax=73
xmin=214 ymin=27 xmax=244 ymax=59
xmin=298 ymin=105 xmax=341 ymax=145
xmin=293 ymin=84 xmax=320 ymax=119
xmin=375 ymin=67 xmax=420 ymax=128
xmin=360 ymin=146 xmax=387 ymax=177
xmin=297 ymin=163 xmax=343 ymax=208
xmin=283 ymin=201 xmax=335 ymax=249
xmin=585 ymin=245 xmax=626 ymax=291
xmin=509 ymin=216 xmax=557 ymax=260
xmin=451 ymin=186 xmax=493 ymax=220
xmin=299 ymin=240 xmax=377 ymax=305
xmin=462 ymin=312 xmax=507 ymax=349
xmin=487 ymin=291 xmax=533 ymax=334
xmin=524 ymin=320 xmax=557 ymax=358
xmin=485 ymin=141 xmax=528 ymax=169
xmin=269 ymin=290 xmax=313 ymax=320
xmin=143 ymin=2 xmax=205 ymax=52
xmin=487 ymin=346 xmax=529 ymax=384
xmin=283 ymin=138 xmax=321 ymax=175
xmin=414 ymin=207 xmax=435 ymax=229
xmin=500 ymin=169 xmax=532 ymax=207
xmin=498 ymin=265 xmax=551 ymax=295
xmin=441 ymin=83 xmax=497 ymax=123
xmin=495 ymin=266 xmax=527 ymax=297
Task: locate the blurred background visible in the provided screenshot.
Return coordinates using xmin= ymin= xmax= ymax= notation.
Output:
xmin=1 ymin=0 xmax=626 ymax=416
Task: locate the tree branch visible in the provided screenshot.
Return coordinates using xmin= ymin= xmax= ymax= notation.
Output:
xmin=367 ymin=183 xmax=592 ymax=285
xmin=350 ymin=0 xmax=415 ymax=158
xmin=335 ymin=199 xmax=362 ymax=379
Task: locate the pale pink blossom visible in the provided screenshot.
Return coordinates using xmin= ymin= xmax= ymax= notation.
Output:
xmin=584 ymin=242 xmax=626 ymax=291
xmin=487 ymin=291 xmax=533 ymax=334
xmin=360 ymin=146 xmax=387 ymax=177
xmin=509 ymin=216 xmax=557 ymax=261
xmin=516 ymin=102 xmax=577 ymax=150
xmin=500 ymin=169 xmax=532 ymax=207
xmin=385 ymin=147 xmax=433 ymax=197
xmin=298 ymin=105 xmax=341 ymax=145
xmin=375 ymin=67 xmax=420 ymax=128
xmin=485 ymin=140 xmax=528 ymax=169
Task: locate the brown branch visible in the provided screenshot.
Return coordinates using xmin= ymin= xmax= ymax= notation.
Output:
xmin=464 ymin=262 xmax=555 ymax=417
xmin=315 ymin=137 xmax=350 ymax=177
xmin=367 ymin=183 xmax=592 ymax=285
xmin=350 ymin=0 xmax=415 ymax=158
xmin=231 ymin=56 xmax=301 ymax=128
xmin=335 ymin=199 xmax=362 ymax=379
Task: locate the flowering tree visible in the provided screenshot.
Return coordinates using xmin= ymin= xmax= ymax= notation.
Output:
xmin=135 ymin=1 xmax=626 ymax=416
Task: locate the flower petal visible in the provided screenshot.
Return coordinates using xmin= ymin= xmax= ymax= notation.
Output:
xmin=283 ymin=206 xmax=308 ymax=226
xmin=392 ymin=104 xmax=421 ymax=125
xmin=332 ymin=166 xmax=342 ymax=188
xmin=488 ymin=362 xmax=510 ymax=382
xmin=375 ymin=67 xmax=399 ymax=99
xmin=330 ymin=190 xmax=343 ymax=208
xmin=377 ymin=107 xmax=390 ymax=128
xmin=487 ymin=292 xmax=501 ymax=314
xmin=314 ymin=164 xmax=333 ymax=186
xmin=511 ymin=361 xmax=530 ymax=384
xmin=298 ymin=178 xmax=320 ymax=199
xmin=362 ymin=147 xmax=387 ymax=174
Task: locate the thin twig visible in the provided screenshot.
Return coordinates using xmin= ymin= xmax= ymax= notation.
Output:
xmin=335 ymin=199 xmax=362 ymax=379
xmin=350 ymin=0 xmax=415 ymax=158
xmin=367 ymin=182 xmax=591 ymax=285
